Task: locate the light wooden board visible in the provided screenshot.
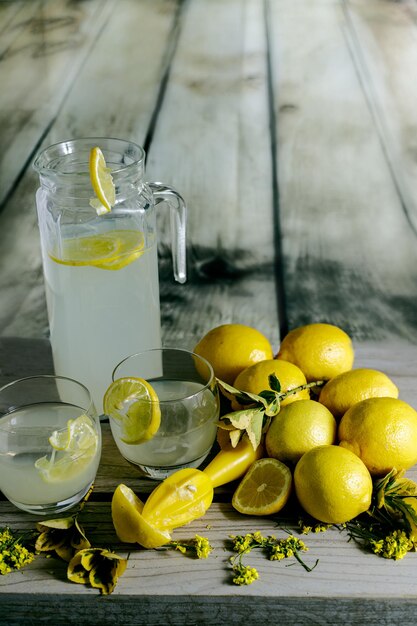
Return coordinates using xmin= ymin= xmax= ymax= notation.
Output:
xmin=152 ymin=0 xmax=278 ymax=348
xmin=1 ymin=341 xmax=417 ymax=624
xmin=0 ymin=0 xmax=180 ymax=338
xmin=269 ymin=0 xmax=417 ymax=341
xmin=0 ymin=0 xmax=279 ymax=350
xmin=0 ymin=0 xmax=115 ymax=208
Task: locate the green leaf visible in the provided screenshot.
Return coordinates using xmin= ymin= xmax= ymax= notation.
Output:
xmin=229 ymin=429 xmax=243 ymax=448
xmin=219 ymin=408 xmax=265 ymax=450
xmin=268 ymin=373 xmax=281 ymax=392
xmin=216 ymin=379 xmax=268 ymax=409
xmin=265 ymin=398 xmax=280 ymax=417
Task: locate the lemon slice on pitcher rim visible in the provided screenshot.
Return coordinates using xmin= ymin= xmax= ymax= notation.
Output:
xmin=35 ymin=414 xmax=99 ymax=483
xmin=103 ymin=377 xmax=161 ymax=444
xmin=89 ymin=146 xmax=116 ymax=214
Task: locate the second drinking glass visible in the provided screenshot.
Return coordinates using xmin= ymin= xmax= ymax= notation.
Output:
xmin=105 ymin=348 xmax=220 ymax=479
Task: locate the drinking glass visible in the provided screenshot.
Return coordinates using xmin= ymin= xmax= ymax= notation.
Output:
xmin=0 ymin=375 xmax=101 ymax=515
xmin=33 ymin=137 xmax=186 ymax=412
xmin=108 ymin=348 xmax=220 ymax=479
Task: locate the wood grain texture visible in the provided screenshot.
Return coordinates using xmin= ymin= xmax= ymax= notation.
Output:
xmin=0 ymin=0 xmax=115 ymax=208
xmin=149 ymin=0 xmax=278 ymax=347
xmin=0 ymin=0 xmax=180 ymax=339
xmin=1 ymin=341 xmax=417 ymax=624
xmin=269 ymin=0 xmax=417 ymax=341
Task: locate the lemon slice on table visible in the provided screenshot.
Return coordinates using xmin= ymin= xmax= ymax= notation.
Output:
xmin=103 ymin=377 xmax=161 ymax=444
xmin=89 ymin=146 xmax=116 ymax=214
xmin=35 ymin=414 xmax=99 ymax=483
xmin=232 ymin=458 xmax=292 ymax=516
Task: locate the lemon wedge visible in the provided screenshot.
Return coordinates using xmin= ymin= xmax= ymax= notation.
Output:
xmin=89 ymin=146 xmax=116 ymax=214
xmin=103 ymin=377 xmax=161 ymax=444
xmin=35 ymin=414 xmax=99 ymax=483
xmin=112 ymin=484 xmax=171 ymax=548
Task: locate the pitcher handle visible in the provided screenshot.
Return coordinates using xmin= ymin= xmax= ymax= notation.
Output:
xmin=149 ymin=182 xmax=187 ymax=284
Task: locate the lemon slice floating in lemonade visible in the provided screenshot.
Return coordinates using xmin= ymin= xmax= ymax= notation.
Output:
xmin=89 ymin=146 xmax=115 ymax=214
xmin=50 ymin=230 xmax=145 ymax=271
xmin=35 ymin=414 xmax=99 ymax=483
xmin=103 ymin=377 xmax=161 ymax=444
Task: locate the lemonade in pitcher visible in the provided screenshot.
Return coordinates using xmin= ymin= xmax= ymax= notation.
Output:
xmin=43 ymin=222 xmax=160 ymax=412
xmin=34 ymin=138 xmax=186 ymax=412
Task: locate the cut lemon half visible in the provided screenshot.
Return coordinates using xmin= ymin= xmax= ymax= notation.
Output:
xmin=112 ymin=484 xmax=171 ymax=548
xmin=49 ymin=230 xmax=144 ymax=271
xmin=232 ymin=458 xmax=292 ymax=516
xmin=35 ymin=414 xmax=99 ymax=483
xmin=142 ymin=468 xmax=214 ymax=530
xmin=103 ymin=377 xmax=161 ymax=444
xmin=89 ymin=146 xmax=115 ymax=214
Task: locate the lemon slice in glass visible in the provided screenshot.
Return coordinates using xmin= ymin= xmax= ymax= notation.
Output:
xmin=35 ymin=414 xmax=99 ymax=483
xmin=103 ymin=377 xmax=161 ymax=444
xmin=89 ymin=146 xmax=116 ymax=214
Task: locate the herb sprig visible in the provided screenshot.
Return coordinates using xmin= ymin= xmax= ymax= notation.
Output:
xmin=217 ymin=374 xmax=325 ymax=450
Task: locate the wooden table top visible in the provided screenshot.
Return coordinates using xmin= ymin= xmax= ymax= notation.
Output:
xmin=1 ymin=1 xmax=417 ymax=624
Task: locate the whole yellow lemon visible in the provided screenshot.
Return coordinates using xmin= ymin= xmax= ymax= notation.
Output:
xmin=276 ymin=323 xmax=354 ymax=382
xmin=194 ymin=324 xmax=273 ymax=384
xmin=294 ymin=445 xmax=372 ymax=524
xmin=232 ymin=359 xmax=309 ymax=410
xmin=265 ymin=399 xmax=336 ymax=464
xmin=319 ymin=368 xmax=398 ymax=419
xmin=338 ymin=397 xmax=417 ymax=475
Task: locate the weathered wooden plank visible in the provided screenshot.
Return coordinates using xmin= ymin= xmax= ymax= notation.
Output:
xmin=147 ymin=0 xmax=279 ymax=348
xmin=0 ymin=0 xmax=115 ymax=208
xmin=345 ymin=0 xmax=417 ymax=235
xmin=269 ymin=0 xmax=417 ymax=341
xmin=0 ymin=0 xmax=180 ymax=339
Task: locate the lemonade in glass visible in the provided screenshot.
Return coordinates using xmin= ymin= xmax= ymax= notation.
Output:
xmin=0 ymin=376 xmax=101 ymax=515
xmin=104 ymin=348 xmax=219 ymax=479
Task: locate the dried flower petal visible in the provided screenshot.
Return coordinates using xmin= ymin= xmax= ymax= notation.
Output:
xmin=68 ymin=548 xmax=127 ymax=595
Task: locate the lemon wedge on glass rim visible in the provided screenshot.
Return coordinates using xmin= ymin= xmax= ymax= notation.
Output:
xmin=103 ymin=377 xmax=161 ymax=444
xmin=35 ymin=414 xmax=99 ymax=483
xmin=89 ymin=146 xmax=116 ymax=215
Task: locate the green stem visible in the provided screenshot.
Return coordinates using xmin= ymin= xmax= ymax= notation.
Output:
xmin=279 ymin=380 xmax=325 ymax=401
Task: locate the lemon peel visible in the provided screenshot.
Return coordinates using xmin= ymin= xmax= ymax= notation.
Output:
xmin=89 ymin=146 xmax=115 ymax=214
xmin=111 ymin=484 xmax=171 ymax=548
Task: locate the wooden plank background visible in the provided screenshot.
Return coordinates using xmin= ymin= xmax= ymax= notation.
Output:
xmin=0 ymin=0 xmax=416 ymax=350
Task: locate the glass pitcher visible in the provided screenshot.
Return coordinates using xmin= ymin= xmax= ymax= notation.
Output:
xmin=33 ymin=137 xmax=186 ymax=412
